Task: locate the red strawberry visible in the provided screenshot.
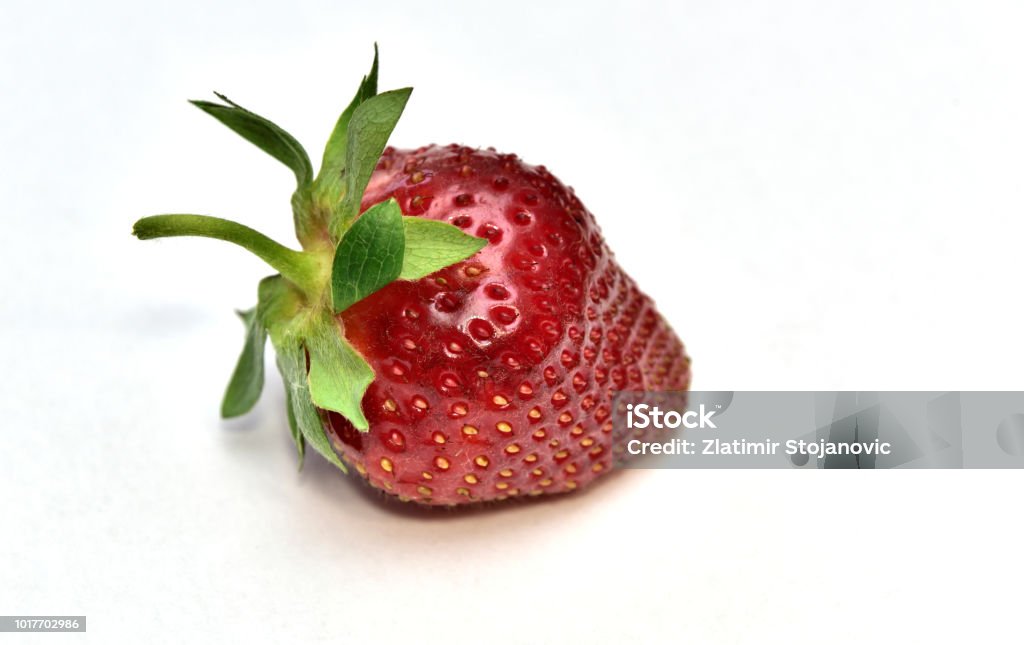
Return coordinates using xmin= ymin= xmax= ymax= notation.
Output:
xmin=133 ymin=47 xmax=690 ymax=507
xmin=329 ymin=145 xmax=690 ymax=503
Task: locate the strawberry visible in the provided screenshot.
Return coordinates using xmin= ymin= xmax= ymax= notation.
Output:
xmin=133 ymin=47 xmax=690 ymax=507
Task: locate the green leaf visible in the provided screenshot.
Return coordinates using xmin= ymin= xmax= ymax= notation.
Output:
xmin=305 ymin=316 xmax=374 ymax=431
xmin=220 ymin=307 xmax=267 ymax=418
xmin=277 ymin=342 xmax=347 ymax=472
xmin=313 ymin=45 xmax=380 ymax=209
xmin=191 ymin=93 xmax=313 ymax=187
xmin=400 ymin=218 xmax=488 ymax=280
xmin=218 ymin=275 xmax=300 ymax=419
xmin=331 ymin=198 xmax=405 ymax=312
xmin=284 ymin=385 xmax=306 ymax=468
xmin=330 ymin=88 xmax=412 ymax=238
xmin=256 ymin=274 xmax=303 ymax=345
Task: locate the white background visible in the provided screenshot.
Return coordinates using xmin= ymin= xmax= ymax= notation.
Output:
xmin=2 ymin=1 xmax=1022 ymax=642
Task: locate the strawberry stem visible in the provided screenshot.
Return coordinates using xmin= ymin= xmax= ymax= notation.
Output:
xmin=133 ymin=214 xmax=323 ymax=296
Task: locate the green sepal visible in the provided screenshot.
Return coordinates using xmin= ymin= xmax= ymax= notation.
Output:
xmin=284 ymin=386 xmax=307 ymax=468
xmin=277 ymin=342 xmax=347 ymax=472
xmin=260 ymin=277 xmax=346 ymax=466
xmin=220 ymin=274 xmax=301 ymax=417
xmin=138 ymin=46 xmax=491 ymax=456
xmin=276 ymin=346 xmax=348 ymax=473
xmin=400 ymin=218 xmax=489 ymax=280
xmin=256 ymin=273 xmax=303 ymax=336
xmin=331 ymin=198 xmax=405 ymax=313
xmin=220 ymin=307 xmax=267 ymax=418
xmin=329 ymin=88 xmax=412 ymax=239
xmin=311 ymin=45 xmax=380 ymax=212
xmin=191 ymin=93 xmax=313 ymax=188
xmin=305 ymin=315 xmax=374 ymax=431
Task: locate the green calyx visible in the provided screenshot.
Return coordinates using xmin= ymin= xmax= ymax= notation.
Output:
xmin=132 ymin=46 xmax=486 ymax=471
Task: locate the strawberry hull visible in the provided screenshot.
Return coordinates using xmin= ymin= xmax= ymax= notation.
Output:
xmin=325 ymin=145 xmax=691 ymax=505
